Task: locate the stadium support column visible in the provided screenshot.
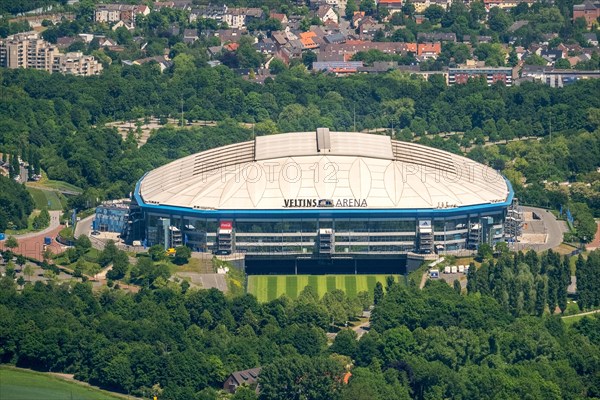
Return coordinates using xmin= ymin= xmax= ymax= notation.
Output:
xmin=161 ymin=218 xmax=170 ymax=250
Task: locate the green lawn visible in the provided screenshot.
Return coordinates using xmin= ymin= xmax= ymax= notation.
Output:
xmin=27 ymin=175 xmax=83 ymax=194
xmin=0 ymin=367 xmax=125 ymax=400
xmin=27 ymin=187 xmax=66 ymax=211
xmin=247 ymin=274 xmax=403 ymax=302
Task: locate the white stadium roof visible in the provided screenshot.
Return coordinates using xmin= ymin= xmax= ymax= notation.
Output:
xmin=138 ymin=129 xmax=510 ymax=211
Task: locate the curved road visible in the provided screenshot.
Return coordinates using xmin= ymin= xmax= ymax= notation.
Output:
xmin=13 ymin=210 xmax=62 ymax=239
xmin=515 ymin=206 xmax=567 ymax=252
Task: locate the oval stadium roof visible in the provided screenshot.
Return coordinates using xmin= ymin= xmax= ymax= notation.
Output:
xmin=138 ymin=129 xmax=510 ymax=211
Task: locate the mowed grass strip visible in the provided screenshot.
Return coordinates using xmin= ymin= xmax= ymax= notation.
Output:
xmin=345 ymin=275 xmax=358 ymax=297
xmin=366 ymin=275 xmax=377 ymax=293
xmin=248 ymin=275 xmax=404 ymax=302
xmin=266 ymin=276 xmax=278 ymax=302
xmin=308 ymin=275 xmax=321 ymax=297
xmin=296 ymin=275 xmax=309 ymax=296
xmin=286 ymin=276 xmax=299 ymax=299
xmin=0 ymin=367 xmax=124 ymax=400
xmin=326 ymin=276 xmax=336 ymax=293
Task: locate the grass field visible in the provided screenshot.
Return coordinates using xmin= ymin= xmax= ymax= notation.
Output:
xmin=0 ymin=367 xmax=125 ymax=400
xmin=247 ymin=274 xmax=403 ymax=302
xmin=27 ymin=187 xmax=66 ymax=210
xmin=27 ymin=175 xmax=83 ymax=194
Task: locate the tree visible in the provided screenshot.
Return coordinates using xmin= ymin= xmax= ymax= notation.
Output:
xmin=453 ymin=279 xmax=462 ymax=295
xmin=424 ymin=5 xmax=445 ymax=23
xmin=360 ymin=0 xmax=376 ymax=15
xmin=374 ymin=281 xmax=384 ymax=305
xmin=173 ymin=246 xmax=191 ymax=265
xmin=106 ymin=250 xmax=129 ymax=280
xmin=554 ymin=58 xmax=571 ymax=69
xmin=346 ymin=0 xmax=358 ymax=20
xmin=524 ymin=54 xmax=548 ymax=66
xmin=488 ymin=7 xmax=512 ymax=32
xmin=330 ymin=329 xmax=358 ymax=357
xmin=466 ymin=263 xmax=477 ymax=294
xmin=5 ymin=236 xmax=18 ymax=251
xmin=476 ymin=243 xmax=493 ymax=261
xmin=148 ymin=244 xmax=166 ymax=262
xmin=76 ymin=235 xmax=92 ymax=252
xmin=258 ymin=356 xmax=344 ymax=400
xmin=535 ymin=276 xmax=547 ymax=316
xmin=23 ymin=264 xmax=34 ymax=281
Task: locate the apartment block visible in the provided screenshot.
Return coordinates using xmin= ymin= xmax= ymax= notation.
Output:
xmin=0 ymin=32 xmax=102 ymax=76
xmin=0 ymin=31 xmax=59 ymax=72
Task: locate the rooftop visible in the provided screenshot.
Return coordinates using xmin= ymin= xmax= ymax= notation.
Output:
xmin=138 ymin=130 xmax=510 ymax=212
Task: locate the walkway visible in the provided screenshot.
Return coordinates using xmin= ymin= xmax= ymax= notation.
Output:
xmin=562 ymin=309 xmax=600 ymax=320
xmin=13 ymin=210 xmax=62 ymax=239
xmin=587 ymin=221 xmax=600 ymax=251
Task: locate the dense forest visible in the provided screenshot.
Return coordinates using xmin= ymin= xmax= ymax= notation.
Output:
xmin=0 ymin=65 xmax=599 ymax=239
xmin=0 ymin=175 xmax=34 ymax=231
xmin=1 ymin=250 xmax=600 ymax=399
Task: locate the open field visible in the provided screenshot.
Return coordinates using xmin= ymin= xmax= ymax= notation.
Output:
xmin=0 ymin=366 xmax=127 ymax=400
xmin=27 ymin=187 xmax=66 ymax=210
xmin=27 ymin=176 xmax=83 ymax=194
xmin=247 ymin=274 xmax=403 ymax=302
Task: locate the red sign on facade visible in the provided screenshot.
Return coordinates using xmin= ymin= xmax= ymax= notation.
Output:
xmin=220 ymin=221 xmax=232 ymax=229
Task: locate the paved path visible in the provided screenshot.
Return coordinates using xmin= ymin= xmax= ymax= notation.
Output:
xmin=352 ymin=314 xmax=371 ymax=339
xmin=587 ymin=221 xmax=600 ymax=251
xmin=562 ymin=309 xmax=600 ymax=319
xmin=12 ymin=210 xmax=62 ymax=239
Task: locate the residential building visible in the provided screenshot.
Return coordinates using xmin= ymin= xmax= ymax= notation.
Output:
xmin=448 ymin=63 xmax=513 ymax=86
xmin=0 ymin=32 xmax=102 ymax=76
xmin=313 ymin=60 xmax=363 ymax=74
xmin=322 ymin=40 xmax=417 ymax=59
xmin=378 ymin=0 xmax=404 ymax=14
xmin=583 ymin=32 xmax=598 ymax=46
xmin=417 ymin=32 xmax=457 ymax=42
xmin=417 ymin=42 xmax=442 ymax=59
xmin=223 ymin=8 xmax=264 ymax=29
xmin=0 ymin=31 xmax=59 ymax=72
xmin=189 ymin=5 xmax=227 ymax=23
xmin=573 ymin=0 xmax=600 ymax=28
xmin=53 ymin=52 xmax=103 ymax=76
xmin=316 ymin=6 xmax=338 ymax=24
xmin=94 ymin=4 xmax=150 ymax=25
xmin=269 ymin=13 xmax=288 ymax=25
xmin=183 ymin=28 xmax=199 ymax=44
xmin=520 ymin=66 xmax=600 ymax=87
xmin=223 ymin=368 xmax=261 ymax=394
xmin=133 ymin=56 xmax=173 ymax=73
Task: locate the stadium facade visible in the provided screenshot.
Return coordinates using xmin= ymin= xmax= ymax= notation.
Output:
xmin=126 ymin=129 xmax=516 ymax=272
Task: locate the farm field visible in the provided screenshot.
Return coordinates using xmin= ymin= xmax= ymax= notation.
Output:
xmin=27 ymin=187 xmax=66 ymax=211
xmin=247 ymin=274 xmax=404 ymax=302
xmin=0 ymin=367 xmax=126 ymax=400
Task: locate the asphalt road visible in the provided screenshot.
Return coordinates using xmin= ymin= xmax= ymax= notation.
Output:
xmin=515 ymin=206 xmax=567 ymax=252
xmin=14 ymin=210 xmax=62 ymax=239
xmin=74 ymin=214 xmax=94 ymax=239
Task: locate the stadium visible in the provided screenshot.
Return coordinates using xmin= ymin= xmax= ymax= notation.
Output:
xmin=126 ymin=129 xmax=516 ymax=273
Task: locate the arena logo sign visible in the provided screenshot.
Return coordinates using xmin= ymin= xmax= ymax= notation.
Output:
xmin=283 ymin=198 xmax=368 ymax=208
